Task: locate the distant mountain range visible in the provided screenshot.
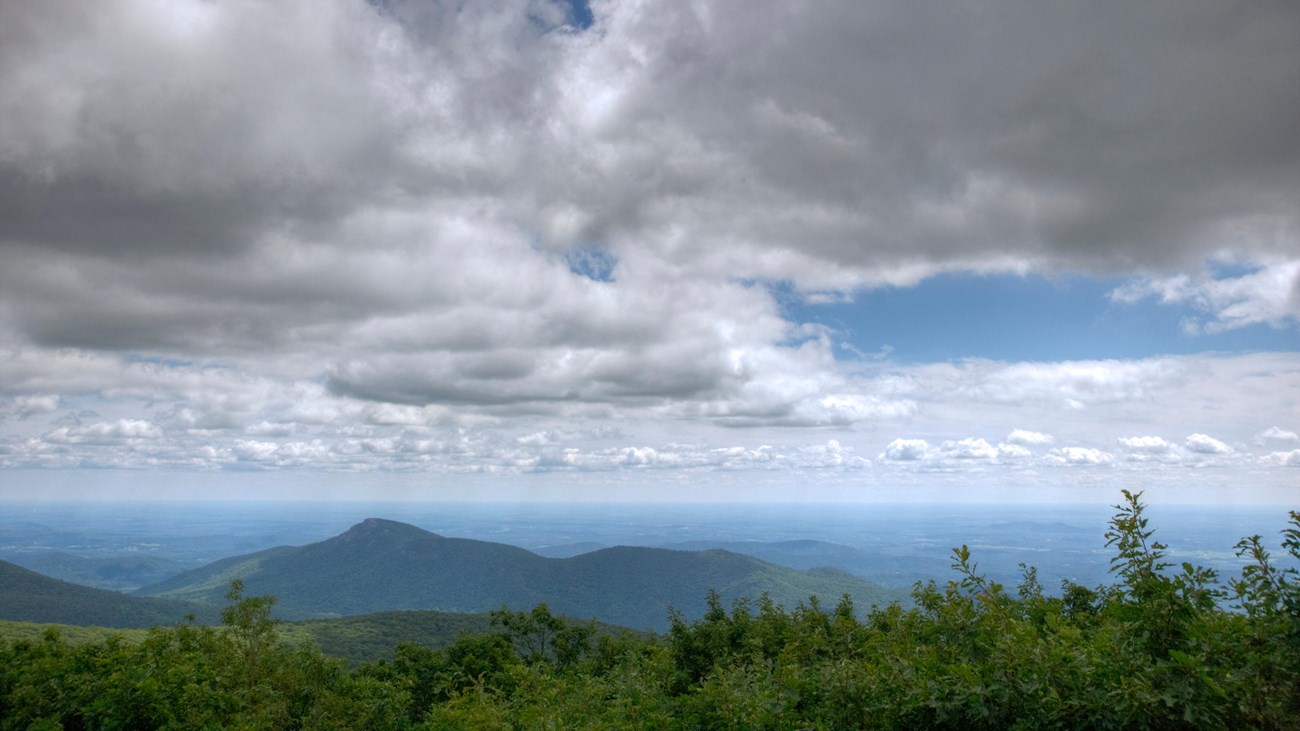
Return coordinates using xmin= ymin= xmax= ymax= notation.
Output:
xmin=538 ymin=538 xmax=955 ymax=588
xmin=6 ymin=535 xmax=951 ymax=595
xmin=0 ymin=559 xmax=218 ymax=627
xmin=139 ymin=518 xmax=899 ymax=631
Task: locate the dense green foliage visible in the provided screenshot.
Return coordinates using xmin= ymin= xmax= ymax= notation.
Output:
xmin=138 ymin=518 xmax=897 ymax=631
xmin=4 ymin=492 xmax=1298 ymax=730
xmin=280 ymin=611 xmax=500 ymax=665
xmin=0 ymin=613 xmax=499 ymax=664
xmin=282 ymin=609 xmax=636 ymax=665
xmin=0 ymin=560 xmax=219 ymax=627
xmin=2 ymin=609 xmax=632 ymax=666
xmin=0 ymin=620 xmax=151 ymax=647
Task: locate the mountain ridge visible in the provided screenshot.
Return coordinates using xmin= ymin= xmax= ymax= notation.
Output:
xmin=140 ymin=518 xmax=899 ymax=631
xmin=0 ymin=559 xmax=219 ymax=627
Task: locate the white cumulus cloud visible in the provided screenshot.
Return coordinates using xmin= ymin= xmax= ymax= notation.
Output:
xmin=1119 ymin=436 xmax=1173 ymax=453
xmin=1185 ymin=433 xmax=1232 ymax=455
xmin=1111 ymin=259 xmax=1300 ymax=333
xmin=997 ymin=443 xmax=1032 ymax=459
xmin=7 ymin=394 xmax=61 ymax=420
xmin=1006 ymin=429 xmax=1054 ymax=446
xmin=1045 ymin=447 xmax=1115 ymax=466
xmin=941 ymin=438 xmax=1000 ymax=460
xmin=1263 ymin=449 xmax=1300 ymax=467
xmin=882 ymin=439 xmax=930 ymax=461
xmin=1258 ymin=427 xmax=1300 ymax=446
xmin=44 ymin=419 xmax=163 ymax=445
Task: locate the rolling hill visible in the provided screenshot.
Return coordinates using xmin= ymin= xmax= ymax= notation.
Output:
xmin=659 ymin=539 xmax=955 ymax=588
xmin=5 ymin=551 xmax=193 ymax=592
xmin=0 ymin=559 xmax=219 ymax=628
xmin=140 ymin=518 xmax=899 ymax=630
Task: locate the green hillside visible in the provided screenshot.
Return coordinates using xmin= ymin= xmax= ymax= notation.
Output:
xmin=550 ymin=546 xmax=897 ymax=630
xmin=6 ymin=551 xmax=191 ymax=592
xmin=661 ymin=538 xmax=954 ymax=587
xmin=0 ymin=619 xmax=150 ymax=646
xmin=139 ymin=545 xmax=296 ymax=604
xmin=0 ymin=559 xmax=219 ymax=627
xmin=139 ymin=518 xmax=899 ymax=630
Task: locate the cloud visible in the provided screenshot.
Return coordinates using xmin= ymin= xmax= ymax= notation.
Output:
xmin=0 ymin=0 xmax=425 ymax=258
xmin=0 ymin=344 xmax=1294 ymax=485
xmin=1006 ymin=429 xmax=1054 ymax=446
xmin=1045 ymin=447 xmax=1115 ymax=467
xmin=0 ymin=1 xmax=1297 ymax=493
xmin=515 ymin=437 xmax=872 ymax=474
xmin=1119 ymin=436 xmax=1173 ymax=453
xmin=1263 ymin=449 xmax=1300 ymax=467
xmin=1116 ymin=435 xmax=1185 ymax=464
xmin=949 ymin=358 xmax=1188 ymax=409
xmin=244 ymin=421 xmax=298 ymax=438
xmin=941 ymin=438 xmax=1000 ymax=460
xmin=1110 ymin=433 xmax=1239 ymax=464
xmin=545 ymin=0 xmax=1299 ymax=285
xmin=1185 ymin=433 xmax=1233 ymax=455
xmin=1111 ymin=259 xmax=1300 ymax=333
xmin=882 ymin=439 xmax=929 ymax=461
xmin=996 ymin=443 xmax=1033 ymax=460
xmin=1 ymin=394 xmax=60 ymax=420
xmin=878 ymin=434 xmax=1130 ymax=470
xmin=923 ymin=437 xmax=1032 ymax=462
xmin=1 ymin=0 xmax=1296 ymax=359
xmin=1258 ymin=427 xmax=1299 ymax=446
xmin=43 ymin=419 xmax=163 ymax=445
xmin=233 ymin=440 xmax=282 ymax=464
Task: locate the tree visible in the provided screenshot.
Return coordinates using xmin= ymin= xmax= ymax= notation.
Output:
xmin=490 ymin=604 xmax=594 ymax=671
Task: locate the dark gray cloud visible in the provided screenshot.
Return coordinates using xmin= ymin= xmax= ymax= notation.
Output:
xmin=5 ymin=0 xmax=1292 ymax=283
xmin=559 ymin=0 xmax=1299 ymax=277
xmin=0 ymin=0 xmax=416 ymax=253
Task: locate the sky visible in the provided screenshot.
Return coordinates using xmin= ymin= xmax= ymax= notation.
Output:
xmin=0 ymin=0 xmax=1297 ymax=503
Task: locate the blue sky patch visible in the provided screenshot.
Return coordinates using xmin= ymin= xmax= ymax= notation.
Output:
xmin=565 ymin=247 xmax=618 ymax=282
xmin=562 ymin=0 xmax=594 ymax=29
xmin=786 ymin=274 xmax=1300 ymax=363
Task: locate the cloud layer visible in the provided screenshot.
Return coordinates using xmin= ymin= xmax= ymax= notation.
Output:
xmin=0 ymin=0 xmax=1296 ymax=496
xmin=2 ymin=349 xmax=1295 ymax=494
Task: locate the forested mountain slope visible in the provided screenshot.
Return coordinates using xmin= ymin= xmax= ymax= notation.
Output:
xmin=0 ymin=559 xmax=218 ymax=627
xmin=139 ymin=518 xmax=897 ymax=630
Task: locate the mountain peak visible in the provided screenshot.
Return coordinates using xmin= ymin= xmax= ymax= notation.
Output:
xmin=338 ymin=518 xmax=434 ymax=542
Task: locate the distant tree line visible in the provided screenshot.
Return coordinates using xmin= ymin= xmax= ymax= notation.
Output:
xmin=2 ymin=491 xmax=1298 ymax=729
